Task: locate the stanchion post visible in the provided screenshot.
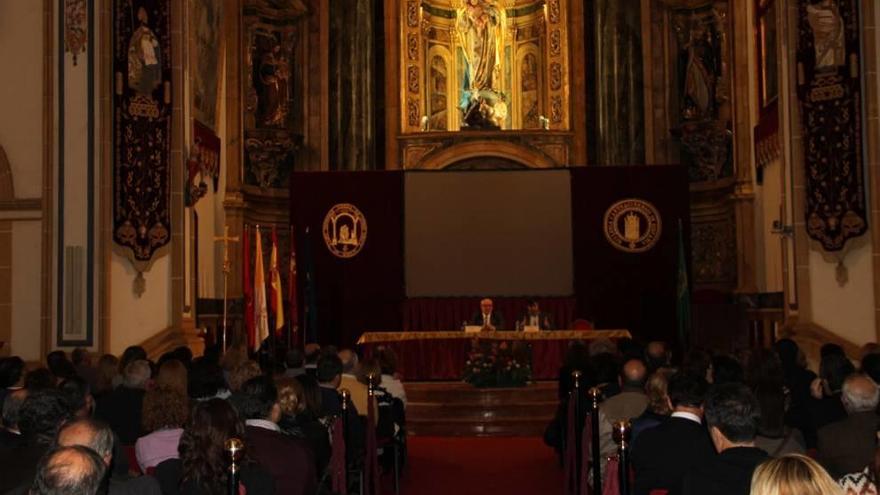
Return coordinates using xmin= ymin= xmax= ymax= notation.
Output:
xmin=225 ymin=438 xmax=244 ymax=495
xmin=571 ymin=370 xmax=582 ymax=495
xmin=588 ymin=387 xmax=601 ymax=495
xmin=613 ymin=420 xmax=632 ymax=495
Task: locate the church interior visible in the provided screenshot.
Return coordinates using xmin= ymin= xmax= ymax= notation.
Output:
xmin=3 ymin=0 xmax=880 ymax=494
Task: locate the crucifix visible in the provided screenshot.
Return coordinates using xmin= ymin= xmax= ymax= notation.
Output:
xmin=214 ymin=225 xmax=239 ymax=351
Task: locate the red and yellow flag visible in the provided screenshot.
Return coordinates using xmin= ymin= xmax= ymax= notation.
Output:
xmin=253 ymin=226 xmax=269 ymax=351
xmin=269 ymin=226 xmax=285 ymax=336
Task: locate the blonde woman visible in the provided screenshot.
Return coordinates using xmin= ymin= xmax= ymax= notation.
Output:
xmin=751 ymin=454 xmax=844 ymax=495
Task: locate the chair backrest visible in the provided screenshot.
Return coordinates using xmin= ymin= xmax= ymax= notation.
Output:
xmin=571 ymin=319 xmax=594 ymax=330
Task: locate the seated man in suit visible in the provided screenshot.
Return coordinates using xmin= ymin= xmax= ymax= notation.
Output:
xmin=470 ymin=298 xmax=505 ymax=331
xmin=682 ymin=383 xmax=769 ymax=495
xmin=631 ymin=372 xmax=715 ymax=495
xmin=517 ymin=300 xmax=553 ymax=330
xmin=235 ymin=376 xmax=317 ymax=495
xmin=598 ymin=359 xmax=649 ymax=461
xmin=817 ymin=372 xmax=880 ymax=479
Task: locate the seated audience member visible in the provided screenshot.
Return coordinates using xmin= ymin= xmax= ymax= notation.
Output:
xmin=753 ymin=382 xmax=806 ymax=456
xmin=93 ymin=354 xmax=120 ymax=399
xmin=631 ymin=368 xmax=674 ymax=442
xmin=0 ymin=389 xmax=27 ymax=451
xmin=25 ymin=368 xmax=57 ymax=391
xmin=517 ymin=300 xmax=553 ymax=330
xmin=30 ymin=445 xmax=107 ymax=495
xmin=284 ymin=349 xmax=306 ymax=378
xmin=154 ymin=399 xmax=274 ymax=495
xmin=58 ymin=376 xmax=95 ymax=420
xmin=809 ymin=352 xmax=855 ymax=439
xmin=227 ymin=360 xmax=262 ymax=393
xmin=712 ymin=355 xmax=745 ymax=385
xmin=303 ymin=343 xmax=322 ymax=376
xmin=72 ymin=347 xmax=97 ymax=390
xmin=57 ymin=418 xmax=161 ymax=495
xmin=155 ymin=359 xmax=188 ymax=397
xmin=276 ymin=377 xmax=330 ymax=474
xmin=598 ymin=359 xmax=649 ymax=459
xmin=0 ymin=389 xmax=71 ymax=494
xmin=235 ymin=376 xmax=317 ymax=495
xmin=682 ymin=383 xmax=769 ymax=495
xmin=188 ymin=358 xmax=229 ymax=401
xmin=47 ymin=350 xmax=77 ymax=384
xmin=95 ymin=359 xmax=151 ymax=445
xmin=557 ymin=341 xmax=591 ymax=401
xmin=0 ymin=356 xmax=26 ymax=408
xmin=376 ymin=347 xmax=407 ymax=407
xmin=684 ymin=348 xmax=714 ymax=384
xmin=469 ymin=298 xmax=505 ymax=331
xmin=591 ymin=352 xmax=622 ymax=399
xmin=645 ymin=342 xmax=671 ymax=373
xmin=775 ymin=339 xmax=818 ymax=446
xmin=316 ymin=354 xmax=352 ymax=416
xmin=631 ymin=372 xmax=715 ymax=495
xmin=861 ymin=353 xmax=880 ymax=387
xmin=339 ymin=349 xmax=371 ymax=418
xmin=750 ymin=454 xmax=844 ymax=495
xmin=171 ymin=346 xmax=194 ymax=370
xmin=135 ymin=385 xmax=188 ymax=473
xmin=817 ymin=373 xmax=880 ymax=479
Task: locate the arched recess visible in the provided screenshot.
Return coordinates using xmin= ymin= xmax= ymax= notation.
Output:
xmin=416 ymin=140 xmax=557 ymax=170
xmin=514 ymin=44 xmax=543 ymax=129
xmin=0 ymin=145 xmax=15 ymax=201
xmin=426 ymin=45 xmax=455 ymax=131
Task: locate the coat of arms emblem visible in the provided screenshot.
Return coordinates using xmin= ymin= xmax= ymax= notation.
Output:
xmin=322 ymin=203 xmax=368 ymax=258
xmin=603 ymin=199 xmax=662 ymax=253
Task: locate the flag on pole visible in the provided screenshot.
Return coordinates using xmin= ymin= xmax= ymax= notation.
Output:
xmin=243 ymin=225 xmax=255 ymax=351
xmin=254 ymin=226 xmax=269 ymax=352
xmin=269 ymin=226 xmax=285 ymax=336
xmin=288 ymin=225 xmax=299 ymax=347
xmin=676 ymin=219 xmax=692 ymax=350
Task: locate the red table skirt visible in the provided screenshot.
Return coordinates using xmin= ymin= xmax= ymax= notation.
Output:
xmin=358 ymin=330 xmax=631 ymax=381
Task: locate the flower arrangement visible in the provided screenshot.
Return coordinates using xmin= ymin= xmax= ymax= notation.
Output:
xmin=462 ymin=340 xmax=532 ymax=388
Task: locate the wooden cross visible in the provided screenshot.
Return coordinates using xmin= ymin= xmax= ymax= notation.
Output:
xmin=214 ymin=225 xmax=239 ymax=274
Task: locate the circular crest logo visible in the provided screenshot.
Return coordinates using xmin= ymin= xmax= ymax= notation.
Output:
xmin=322 ymin=203 xmax=368 ymax=258
xmin=603 ymin=199 xmax=662 ymax=253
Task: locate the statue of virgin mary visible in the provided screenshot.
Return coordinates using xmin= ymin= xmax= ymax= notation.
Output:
xmin=456 ymin=0 xmax=507 ymax=129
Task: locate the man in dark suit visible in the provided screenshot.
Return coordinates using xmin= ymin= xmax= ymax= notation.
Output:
xmin=94 ymin=359 xmax=150 ymax=445
xmin=682 ymin=383 xmax=769 ymax=495
xmin=817 ymin=373 xmax=880 ymax=479
xmin=235 ymin=376 xmax=317 ymax=495
xmin=517 ymin=300 xmax=554 ymax=330
xmin=0 ymin=388 xmax=27 ymax=452
xmin=631 ymin=372 xmax=715 ymax=495
xmin=469 ymin=298 xmax=505 ymax=330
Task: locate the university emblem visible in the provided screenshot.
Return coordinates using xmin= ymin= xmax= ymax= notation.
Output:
xmin=322 ymin=203 xmax=368 ymax=258
xmin=603 ymin=199 xmax=662 ymax=253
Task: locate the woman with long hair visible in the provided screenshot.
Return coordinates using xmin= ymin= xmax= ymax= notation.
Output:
xmin=135 ymin=386 xmax=189 ymax=472
xmin=751 ymin=454 xmax=843 ymax=495
xmin=154 ymin=399 xmax=273 ymax=495
xmin=276 ymin=377 xmax=330 ymax=474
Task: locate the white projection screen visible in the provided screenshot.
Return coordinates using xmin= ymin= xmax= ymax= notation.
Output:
xmin=404 ymin=170 xmax=574 ymax=297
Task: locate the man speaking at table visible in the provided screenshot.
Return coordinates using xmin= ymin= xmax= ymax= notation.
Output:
xmin=470 ymin=298 xmax=506 ymax=331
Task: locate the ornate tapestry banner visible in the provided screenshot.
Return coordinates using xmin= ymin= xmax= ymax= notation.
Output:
xmin=113 ymin=0 xmax=172 ymax=269
xmin=797 ymin=0 xmax=866 ymax=252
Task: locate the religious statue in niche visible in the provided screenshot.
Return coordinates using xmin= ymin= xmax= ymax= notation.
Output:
xmin=680 ymin=16 xmax=719 ymax=121
xmin=253 ymin=33 xmax=291 ymax=128
xmin=128 ymin=8 xmax=162 ymax=96
xmin=521 ymin=52 xmax=539 ymax=128
xmin=429 ymin=55 xmax=448 ymax=130
xmin=806 ymin=0 xmax=845 ymax=70
xmin=456 ymin=0 xmax=508 ymax=129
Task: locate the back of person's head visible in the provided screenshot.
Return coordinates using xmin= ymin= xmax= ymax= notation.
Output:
xmin=179 ymin=399 xmax=245 ymax=492
xmin=754 ymin=382 xmax=786 ymax=438
xmin=142 ymin=385 xmax=189 ymax=433
xmin=31 ymin=446 xmax=107 ymax=495
xmin=645 ymin=368 xmax=674 ymax=416
xmin=19 ymin=389 xmax=71 ymax=445
xmin=0 ymin=356 xmax=26 ymax=388
xmin=591 ymin=353 xmax=620 ymax=387
xmin=46 ymin=351 xmax=69 ymax=377
xmin=285 ymin=348 xmax=304 ymax=369
xmin=684 ymin=349 xmax=713 ymax=384
xmin=276 ymin=377 xmax=304 ymax=416
xmin=589 ymin=338 xmax=618 ymax=357
xmin=821 ymin=343 xmax=846 ymax=359
xmin=376 ymin=347 xmax=399 ymax=376
xmin=172 ymin=346 xmax=194 ymax=368
xmin=338 ymin=349 xmax=359 ymax=374
xmin=93 ymin=354 xmax=119 ymax=395
xmin=55 ymin=418 xmax=115 ymax=462
xmin=304 ymin=343 xmax=322 ymax=364
xmin=188 ymin=359 xmax=226 ymax=400
xmin=119 ymin=346 xmax=147 ymax=373
xmin=122 ymin=360 xmax=151 ymax=389
xmin=564 ymin=341 xmax=590 ymax=372
xmin=618 ymin=339 xmax=644 ymax=363
xmin=71 ymin=348 xmax=90 ymax=367
xmin=667 ymin=371 xmax=707 ymax=409
xmin=750 ymin=454 xmax=843 ymax=495
xmin=357 ymin=358 xmax=382 ymax=387
xmin=235 ymin=375 xmax=278 ymax=421
xmin=317 ymin=354 xmax=343 ymax=384
xmin=820 ymin=352 xmax=855 ymax=393
xmin=2 ymin=388 xmax=27 ymax=429
xmin=746 ymin=348 xmax=784 ymax=388
xmin=645 ymin=341 xmax=670 ymax=372
xmin=156 ymin=358 xmax=188 ymax=396
xmin=25 ymin=368 xmax=56 ymax=391
xmin=620 ymin=359 xmax=648 ymax=390
xmin=841 ymin=373 xmax=880 ymax=414
xmin=321 ymin=346 xmax=340 ymax=358
xmin=712 ymin=355 xmax=744 ymax=385
xmin=294 ymin=374 xmax=323 ymax=417
xmin=704 ymin=383 xmax=760 ymax=445
xmin=774 ymin=339 xmax=800 ymax=369
xmin=861 ymin=353 xmax=880 ymax=384
xmin=228 ymin=360 xmax=262 ymax=393
xmin=201 ymin=345 xmax=222 ymax=368
xmin=57 ymin=377 xmax=92 ymax=418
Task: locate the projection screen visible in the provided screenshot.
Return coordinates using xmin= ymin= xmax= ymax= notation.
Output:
xmin=404 ymin=170 xmax=574 ymax=297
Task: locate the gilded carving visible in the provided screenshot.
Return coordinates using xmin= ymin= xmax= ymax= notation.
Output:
xmin=550 ymin=96 xmax=563 ymax=123
xmin=548 ymin=0 xmax=560 ymax=23
xmin=691 ymin=220 xmax=737 ymax=285
xmin=407 ymin=65 xmax=420 ymax=93
xmin=550 ymin=29 xmax=561 ymax=56
xmin=677 ymin=121 xmax=732 ymax=182
xmin=407 ymin=98 xmax=421 ymax=127
xmin=408 ymin=33 xmax=419 ymax=60
xmin=244 ymin=132 xmax=296 ymax=189
xmin=549 ymin=62 xmax=563 ymax=91
xmin=64 ymin=0 xmax=88 ymax=66
xmin=407 ymin=0 xmax=419 ymax=27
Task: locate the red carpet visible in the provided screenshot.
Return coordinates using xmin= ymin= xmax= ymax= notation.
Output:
xmin=399 ymin=436 xmax=563 ymax=495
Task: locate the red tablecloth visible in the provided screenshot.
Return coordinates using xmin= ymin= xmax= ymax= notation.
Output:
xmin=358 ymin=330 xmax=631 ymax=381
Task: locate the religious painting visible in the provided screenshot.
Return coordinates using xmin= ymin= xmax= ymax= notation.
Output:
xmin=429 ymin=54 xmax=449 ymax=131
xmin=189 ymin=0 xmax=224 ymax=131
xmin=113 ymin=0 xmax=172 ymax=269
xmin=757 ymin=0 xmax=779 ymax=110
xmin=186 ymin=120 xmax=221 ymax=207
xmin=797 ymin=0 xmax=867 ymax=252
xmin=520 ymin=51 xmax=539 ymax=129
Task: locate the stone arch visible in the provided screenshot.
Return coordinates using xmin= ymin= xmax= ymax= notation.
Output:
xmin=416 ymin=140 xmax=557 ymax=170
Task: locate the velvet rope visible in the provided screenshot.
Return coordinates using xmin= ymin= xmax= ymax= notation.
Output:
xmin=364 ymin=394 xmax=381 ymax=495
xmin=330 ymin=417 xmax=347 ymax=494
xmin=580 ymin=413 xmax=592 ymax=495
xmin=564 ymin=397 xmax=577 ymax=495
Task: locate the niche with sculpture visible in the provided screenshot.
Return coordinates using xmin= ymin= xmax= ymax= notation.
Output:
xmin=401 ymin=0 xmax=569 ymax=132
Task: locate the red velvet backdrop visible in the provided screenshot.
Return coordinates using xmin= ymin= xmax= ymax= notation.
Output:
xmin=570 ymin=165 xmax=690 ymax=345
xmin=290 ymin=171 xmax=405 ymax=346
